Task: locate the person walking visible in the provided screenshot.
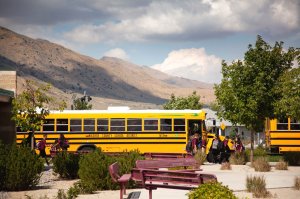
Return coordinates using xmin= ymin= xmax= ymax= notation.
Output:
xmin=38 ymin=134 xmax=49 ymax=166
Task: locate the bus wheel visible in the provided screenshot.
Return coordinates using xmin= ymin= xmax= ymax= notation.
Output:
xmin=77 ymin=145 xmax=96 ymax=154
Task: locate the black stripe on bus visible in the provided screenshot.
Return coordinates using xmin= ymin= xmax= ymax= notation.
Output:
xmin=271 ymin=145 xmax=300 ymax=147
xmin=270 ymin=138 xmax=300 ymax=140
xmin=60 ymin=141 xmax=186 ymax=145
xmin=17 ymin=137 xmax=187 ymax=142
xmin=17 ymin=131 xmax=187 ymax=135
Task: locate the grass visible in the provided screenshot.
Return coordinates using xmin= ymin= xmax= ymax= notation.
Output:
xmin=294 ymin=177 xmax=300 ymax=190
xmin=229 ymin=152 xmax=246 ymax=165
xmin=193 ymin=150 xmax=206 ymax=167
xmin=246 ymin=175 xmax=271 ymax=198
xmin=220 ymin=162 xmax=232 ymax=170
xmin=275 ymin=159 xmax=288 ymax=170
xmin=252 ymin=157 xmax=271 ymax=172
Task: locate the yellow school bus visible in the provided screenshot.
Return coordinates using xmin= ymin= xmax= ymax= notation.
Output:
xmin=16 ymin=109 xmax=212 ymax=155
xmin=265 ymin=118 xmax=300 ymax=153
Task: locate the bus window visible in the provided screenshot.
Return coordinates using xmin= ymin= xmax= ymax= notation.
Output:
xmin=70 ymin=119 xmax=82 ymax=132
xmin=144 ymin=119 xmax=158 ymax=131
xmin=97 ymin=119 xmax=108 ymax=132
xmin=277 ymin=118 xmax=288 ymax=130
xmin=43 ymin=119 xmax=54 ymax=132
xmin=127 ymin=118 xmax=142 ymax=131
xmin=291 ymin=118 xmax=300 ymax=130
xmin=57 ymin=119 xmax=68 ymax=132
xmin=160 ymin=119 xmax=172 ymax=131
xmin=84 ymin=119 xmax=95 ymax=132
xmin=111 ymin=118 xmax=125 ymax=132
xmin=174 ymin=119 xmax=185 ymax=132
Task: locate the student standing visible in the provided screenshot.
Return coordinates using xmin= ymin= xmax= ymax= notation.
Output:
xmin=38 ymin=134 xmax=49 ymax=166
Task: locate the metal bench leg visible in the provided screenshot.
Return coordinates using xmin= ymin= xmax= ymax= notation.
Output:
xmin=149 ymin=188 xmax=152 ymax=199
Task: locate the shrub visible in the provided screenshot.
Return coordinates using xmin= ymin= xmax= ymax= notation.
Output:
xmin=194 ymin=150 xmax=206 ymax=167
xmin=77 ymin=149 xmax=143 ymax=193
xmin=229 ymin=152 xmax=246 ymax=165
xmin=246 ymin=175 xmax=271 ymax=198
xmin=220 ymin=162 xmax=232 ymax=170
xmin=187 ymin=182 xmax=237 ymax=199
xmin=252 ymin=157 xmax=270 ymax=172
xmin=52 ymin=151 xmax=80 ymax=179
xmin=294 ymin=176 xmax=300 ymax=190
xmin=78 ymin=149 xmax=116 ymax=192
xmin=0 ymin=144 xmax=44 ymax=191
xmin=283 ymin=152 xmax=300 ymax=166
xmin=275 ymin=159 xmax=288 ymax=170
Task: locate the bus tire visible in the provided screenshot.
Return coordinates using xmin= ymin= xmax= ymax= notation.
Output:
xmin=77 ymin=145 xmax=96 ymax=154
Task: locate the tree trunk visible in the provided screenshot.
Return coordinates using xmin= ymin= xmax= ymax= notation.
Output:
xmin=250 ymin=130 xmax=254 ymax=164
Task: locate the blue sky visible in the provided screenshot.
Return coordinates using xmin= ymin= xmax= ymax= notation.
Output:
xmin=0 ymin=0 xmax=299 ymax=83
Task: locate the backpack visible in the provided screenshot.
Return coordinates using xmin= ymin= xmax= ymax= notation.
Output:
xmin=186 ymin=139 xmax=193 ymax=152
xmin=36 ymin=141 xmax=43 ymax=150
xmin=212 ymin=139 xmax=219 ymax=149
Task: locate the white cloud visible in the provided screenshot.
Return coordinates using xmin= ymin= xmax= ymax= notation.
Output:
xmin=103 ymin=48 xmax=130 ymax=61
xmin=63 ymin=0 xmax=300 ymax=43
xmin=151 ymin=48 xmax=222 ymax=84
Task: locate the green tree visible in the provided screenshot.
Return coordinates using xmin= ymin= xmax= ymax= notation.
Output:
xmin=274 ymin=67 xmax=300 ymax=120
xmin=163 ymin=91 xmax=203 ymax=110
xmin=73 ymin=98 xmax=92 ymax=110
xmin=12 ymin=80 xmax=66 ymax=149
xmin=215 ymin=36 xmax=299 ymax=162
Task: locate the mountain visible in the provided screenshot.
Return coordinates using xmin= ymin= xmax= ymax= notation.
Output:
xmin=0 ymin=26 xmax=215 ymax=109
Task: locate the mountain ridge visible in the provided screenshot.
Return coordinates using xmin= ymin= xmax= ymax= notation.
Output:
xmin=0 ymin=26 xmax=215 ymax=109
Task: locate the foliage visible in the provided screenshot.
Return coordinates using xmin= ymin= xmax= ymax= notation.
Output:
xmin=220 ymin=162 xmax=232 ymax=170
xmin=274 ymin=67 xmax=300 ymax=120
xmin=73 ymin=98 xmax=92 ymax=110
xmin=229 ymin=152 xmax=246 ymax=165
xmin=12 ymin=80 xmax=66 ymax=132
xmin=208 ymin=101 xmax=219 ymax=111
xmin=294 ymin=177 xmax=300 ymax=190
xmin=252 ymin=157 xmax=270 ymax=172
xmin=163 ymin=91 xmax=203 ymax=110
xmin=275 ymin=159 xmax=288 ymax=170
xmin=0 ymin=144 xmax=44 ymax=191
xmin=283 ymin=152 xmax=300 ymax=166
xmin=77 ymin=149 xmax=143 ymax=193
xmin=187 ymin=182 xmax=237 ymax=199
xmin=246 ymin=175 xmax=271 ymax=198
xmin=52 ymin=152 xmax=80 ymax=179
xmin=215 ymin=35 xmax=298 ymax=132
xmin=214 ymin=36 xmax=299 ymax=162
xmin=194 ymin=150 xmax=206 ymax=167
xmin=245 ymin=146 xmax=267 ymax=159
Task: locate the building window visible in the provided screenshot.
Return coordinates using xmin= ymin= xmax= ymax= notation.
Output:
xmin=84 ymin=119 xmax=95 ymax=132
xmin=160 ymin=119 xmax=172 ymax=131
xmin=127 ymin=118 xmax=142 ymax=131
xmin=110 ymin=118 xmax=125 ymax=132
xmin=97 ymin=119 xmax=109 ymax=132
xmin=43 ymin=119 xmax=54 ymax=132
xmin=70 ymin=119 xmax=82 ymax=132
xmin=56 ymin=119 xmax=68 ymax=132
xmin=144 ymin=119 xmax=158 ymax=131
xmin=174 ymin=119 xmax=185 ymax=132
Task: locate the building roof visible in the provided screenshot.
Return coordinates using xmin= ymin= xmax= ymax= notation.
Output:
xmin=0 ymin=88 xmax=14 ymax=102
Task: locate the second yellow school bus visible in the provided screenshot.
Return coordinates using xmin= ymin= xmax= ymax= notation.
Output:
xmin=16 ymin=109 xmax=209 ymax=155
xmin=265 ymin=117 xmax=300 ymax=153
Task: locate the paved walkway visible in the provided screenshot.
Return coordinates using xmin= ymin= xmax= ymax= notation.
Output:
xmin=77 ymin=163 xmax=300 ymax=199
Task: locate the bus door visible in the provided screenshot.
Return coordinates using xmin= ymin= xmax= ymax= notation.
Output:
xmin=188 ymin=120 xmax=203 ymax=139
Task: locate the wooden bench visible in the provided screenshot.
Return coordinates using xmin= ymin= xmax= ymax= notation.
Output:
xmin=144 ymin=152 xmax=193 ymax=159
xmin=138 ymin=169 xmax=217 ymax=199
xmin=108 ymin=162 xmax=132 ymax=199
xmin=132 ymin=158 xmax=202 ymax=183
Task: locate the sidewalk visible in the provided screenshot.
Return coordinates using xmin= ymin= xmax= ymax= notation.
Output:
xmin=77 ymin=163 xmax=300 ymax=199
